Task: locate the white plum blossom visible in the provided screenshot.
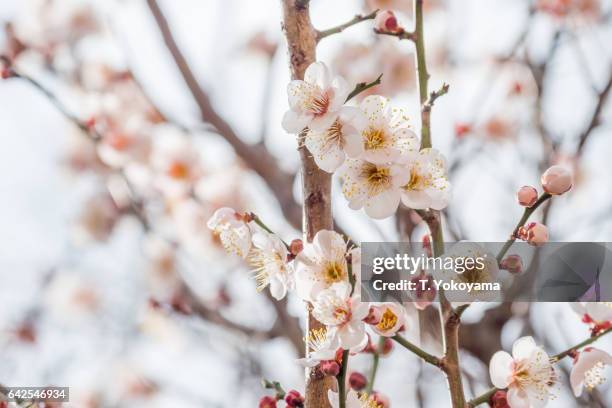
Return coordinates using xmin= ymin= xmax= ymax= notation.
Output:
xmin=206 ymin=207 xmax=252 ymax=258
xmin=312 ymin=282 xmax=369 ymax=350
xmin=340 ymin=158 xmax=408 ymax=219
xmin=296 ymin=327 xmax=337 ymax=368
xmin=328 ymin=389 xmax=382 ymax=408
xmin=304 ymin=106 xmax=366 ymax=173
xmin=571 ymin=302 xmax=612 ymax=325
xmin=248 ymin=229 xmax=294 ymax=300
xmin=359 ymin=95 xmax=419 ymax=164
xmin=489 ymin=336 xmax=556 ymax=408
xmin=295 ymin=230 xmax=350 ymax=301
xmin=570 ymin=347 xmax=612 ymax=397
xmin=369 ymin=303 xmax=406 ymax=337
xmin=282 ymin=61 xmax=351 ymax=133
xmin=399 ymin=148 xmax=451 ymax=210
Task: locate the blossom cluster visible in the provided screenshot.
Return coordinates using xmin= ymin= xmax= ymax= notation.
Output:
xmin=282 ymin=61 xmax=451 ymax=219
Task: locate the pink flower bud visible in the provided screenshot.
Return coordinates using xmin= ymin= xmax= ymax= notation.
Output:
xmin=412 ymin=273 xmax=436 ymax=310
xmin=319 ymin=360 xmax=340 ymax=377
xmin=349 ymin=372 xmax=367 ymax=391
xmin=454 ymin=123 xmax=472 ymax=139
xmin=289 ymin=239 xmax=303 ymax=256
xmin=517 ymin=186 xmax=538 ymax=207
xmin=375 ymin=10 xmax=401 ymax=33
xmin=285 ymin=390 xmax=304 ymax=408
xmin=518 ymin=222 xmax=548 ymax=246
xmin=500 ymin=254 xmax=523 ymax=274
xmin=490 ymin=390 xmax=510 ymax=408
xmin=380 ymin=337 xmax=394 ymax=355
xmin=422 ymin=234 xmax=433 ymax=257
xmin=541 ymin=165 xmax=573 ymax=195
xmin=363 ymin=306 xmax=383 ymax=325
xmin=372 ymin=392 xmax=390 ymax=408
xmin=259 ymin=396 xmax=277 ymax=408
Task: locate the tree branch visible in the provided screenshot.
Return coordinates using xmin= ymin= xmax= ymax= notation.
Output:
xmin=146 ymin=0 xmax=302 ymax=231
xmin=280 ymin=1 xmax=334 ymax=407
xmin=316 ymin=10 xmax=378 ymax=41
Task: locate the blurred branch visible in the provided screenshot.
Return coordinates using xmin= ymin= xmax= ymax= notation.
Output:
xmin=576 ymin=72 xmax=612 ymax=155
xmin=316 ymin=9 xmax=378 ymax=41
xmin=146 ymin=0 xmax=302 ymax=231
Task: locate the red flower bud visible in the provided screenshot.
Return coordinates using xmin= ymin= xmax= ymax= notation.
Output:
xmin=289 ymin=239 xmax=304 ymax=256
xmin=285 ymin=390 xmax=304 ymax=407
xmin=375 ymin=10 xmax=401 ymax=33
xmin=349 ymin=372 xmax=367 ymax=391
xmin=372 ymin=392 xmax=390 ymax=408
xmin=380 ymin=337 xmax=394 ymax=355
xmin=490 ymin=390 xmax=510 ymax=408
xmin=500 ymin=254 xmax=523 ymax=275
xmin=319 ymin=360 xmax=340 ymax=377
xmin=259 ymin=396 xmax=277 ymax=408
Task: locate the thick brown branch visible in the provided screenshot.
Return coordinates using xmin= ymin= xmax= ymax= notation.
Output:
xmin=281 ymin=1 xmax=334 ymax=407
xmin=146 ymin=0 xmax=302 ymax=230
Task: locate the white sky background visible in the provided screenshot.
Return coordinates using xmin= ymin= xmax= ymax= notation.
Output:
xmin=0 ymin=0 xmax=611 ymax=407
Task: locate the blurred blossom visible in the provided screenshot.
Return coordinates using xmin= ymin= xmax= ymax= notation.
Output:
xmin=245 ymin=31 xmax=278 ymax=59
xmin=143 ymin=235 xmax=180 ymax=300
xmin=13 ymin=0 xmax=100 ymax=54
xmin=45 ymin=273 xmax=100 ymax=323
xmin=73 ymin=191 xmax=121 ymax=243
xmin=364 ymin=0 xmax=413 ymax=16
xmin=150 ymin=127 xmax=203 ymax=198
xmin=537 ymin=0 xmax=601 ymax=20
xmin=333 ymin=41 xmax=416 ymax=99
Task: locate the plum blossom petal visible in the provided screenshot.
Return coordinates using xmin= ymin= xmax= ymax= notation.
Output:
xmin=489 ymin=351 xmax=514 ymax=388
xmin=282 ymin=61 xmax=350 ymax=134
xmin=570 ymin=348 xmax=612 ymax=396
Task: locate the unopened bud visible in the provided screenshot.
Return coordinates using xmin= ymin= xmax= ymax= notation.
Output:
xmin=284 ymin=390 xmax=304 ymax=407
xmin=349 ymin=372 xmax=367 ymax=391
xmin=319 ymin=360 xmax=340 ymax=377
xmin=363 ymin=306 xmax=383 ymax=325
xmin=490 ymin=390 xmax=510 ymax=408
xmin=517 ymin=186 xmax=538 ymax=207
xmin=500 ymin=254 xmax=523 ymax=274
xmin=541 ymin=165 xmax=573 ymax=195
xmin=259 ymin=396 xmax=277 ymax=408
xmin=422 ymin=234 xmax=432 ymax=257
xmin=518 ymin=222 xmax=548 ymax=246
xmin=454 ymin=122 xmax=472 ymax=139
xmin=380 ymin=337 xmax=394 ymax=355
xmin=375 ymin=10 xmax=401 ymax=33
xmin=289 ymin=239 xmax=303 ymax=256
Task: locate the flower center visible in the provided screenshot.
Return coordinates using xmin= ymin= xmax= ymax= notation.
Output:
xmin=584 ymin=362 xmax=606 ymax=391
xmin=322 ymin=119 xmax=344 ymax=152
xmin=333 ymin=306 xmax=351 ymax=325
xmin=404 ymin=167 xmax=431 ymax=191
xmin=107 ymin=132 xmax=132 ymax=150
xmin=359 ymin=393 xmax=384 ymax=408
xmin=167 ymin=161 xmax=190 ymax=179
xmin=248 ymin=248 xmax=285 ymax=292
xmin=308 ymin=91 xmax=330 ymax=116
xmin=363 ymin=127 xmax=387 ymax=150
xmin=376 ymin=308 xmax=398 ymax=332
xmin=360 ymin=163 xmax=391 ymax=196
xmin=305 ymin=328 xmax=328 ymax=352
xmin=458 ymin=261 xmax=490 ymax=285
xmin=323 ymin=261 xmax=345 ymax=284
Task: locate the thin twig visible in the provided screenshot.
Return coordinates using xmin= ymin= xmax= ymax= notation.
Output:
xmin=317 ymin=10 xmax=378 ymax=41
xmin=345 ymin=74 xmax=383 ymax=102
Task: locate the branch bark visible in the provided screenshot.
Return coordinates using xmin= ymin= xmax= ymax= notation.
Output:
xmin=280 ymin=1 xmax=335 ymax=406
xmin=146 ymin=0 xmax=302 ymax=231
